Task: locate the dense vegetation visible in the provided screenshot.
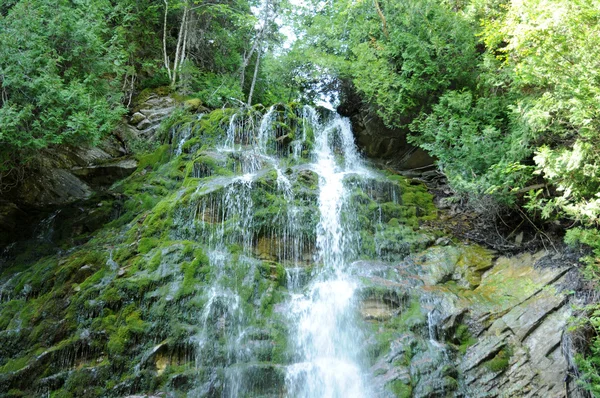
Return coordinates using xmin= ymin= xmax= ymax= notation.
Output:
xmin=0 ymin=0 xmax=294 ymax=175
xmin=2 ymin=0 xmax=600 ymax=393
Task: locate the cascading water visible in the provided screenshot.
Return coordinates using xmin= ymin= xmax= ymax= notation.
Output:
xmin=181 ymin=104 xmax=377 ymax=396
xmin=285 ymin=114 xmax=371 ymax=398
xmin=154 ymin=102 xmax=418 ymax=397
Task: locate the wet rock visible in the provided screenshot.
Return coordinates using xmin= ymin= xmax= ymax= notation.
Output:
xmin=460 ymin=334 xmax=508 ymax=372
xmin=0 ymin=201 xmax=29 ymax=244
xmin=129 ymin=112 xmax=146 ymax=125
xmin=411 ymin=343 xmax=457 ymax=398
xmin=365 ymin=245 xmax=579 ymax=398
xmin=71 ymin=158 xmax=138 ymax=186
xmin=136 ymin=118 xmax=153 ymax=130
xmin=3 ymin=143 xmax=133 ymax=209
xmin=139 ymin=341 xmax=170 ymax=375
xmin=488 ymin=289 xmax=567 ymax=341
xmin=339 ymin=105 xmax=434 ymax=170
xmin=223 ymin=364 xmax=285 ymax=397
xmin=73 ymin=264 xmax=95 ymax=283
xmin=360 ymin=299 xmax=396 ymax=321
xmin=17 ymin=168 xmax=93 ymax=207
xmin=145 ymin=108 xmax=176 ymax=122
xmin=255 ymin=236 xmax=281 ymax=261
xmin=127 ymin=94 xmax=178 ymax=140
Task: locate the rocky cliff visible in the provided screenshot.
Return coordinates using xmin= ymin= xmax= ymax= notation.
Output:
xmin=0 ymin=100 xmax=589 ymax=397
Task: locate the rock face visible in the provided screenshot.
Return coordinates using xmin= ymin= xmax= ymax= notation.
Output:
xmin=124 ymin=95 xmax=178 ymax=141
xmin=358 ymin=246 xmax=586 ymax=398
xmin=0 ymin=103 xmax=588 ymax=398
xmin=0 ymin=95 xmax=183 ymax=244
xmin=338 ymin=99 xmax=434 ymax=171
xmin=0 ymin=141 xmax=136 ymax=246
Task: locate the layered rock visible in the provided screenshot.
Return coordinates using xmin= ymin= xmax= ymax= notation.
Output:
xmin=125 ymin=95 xmax=178 ymax=141
xmin=359 ymin=246 xmax=585 ymax=397
xmin=337 ymin=91 xmax=434 ymax=172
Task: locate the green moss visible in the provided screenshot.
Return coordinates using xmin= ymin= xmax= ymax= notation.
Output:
xmin=125 ymin=309 xmax=147 ymax=334
xmin=389 ymin=380 xmax=412 ymax=398
xmin=148 ymin=251 xmax=162 ymax=272
xmin=394 ymin=299 xmax=426 ymax=331
xmin=178 ymin=261 xmax=197 ymax=298
xmin=100 ymin=287 xmax=123 ymax=307
xmin=0 ymin=356 xmax=30 ymax=373
xmin=484 ymin=348 xmax=512 ymax=373
xmin=191 ymin=248 xmax=209 ymax=267
xmin=188 ymin=155 xmax=232 ymax=178
xmin=260 ymin=261 xmax=286 ymax=285
xmin=184 ymin=98 xmax=203 ymax=111
xmin=138 ymin=237 xmax=159 ymax=254
xmin=133 ymin=87 xmax=172 ymax=111
xmin=182 ymin=241 xmax=195 ymax=257
xmin=455 ymin=245 xmax=494 ymax=288
xmin=454 ymin=324 xmax=477 ymax=355
xmin=137 ymin=144 xmax=171 ymax=170
xmin=51 ymin=390 xmax=74 ymax=398
xmin=0 ymin=300 xmax=25 ymax=330
xmin=197 ymin=108 xmax=237 ymax=141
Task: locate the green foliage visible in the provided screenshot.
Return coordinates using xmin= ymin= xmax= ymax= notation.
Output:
xmin=350 ymin=0 xmax=479 ymax=128
xmin=288 ymin=0 xmax=600 ymax=227
xmin=571 ymin=300 xmax=600 ymax=396
xmin=410 ymin=90 xmax=533 ymax=202
xmin=530 ymin=142 xmax=600 ymax=223
xmin=389 ymin=380 xmax=412 ymax=398
xmin=189 ymin=71 xmax=244 ymax=109
xmin=454 ymin=324 xmax=476 ymax=355
xmin=0 ymin=0 xmax=129 ymax=157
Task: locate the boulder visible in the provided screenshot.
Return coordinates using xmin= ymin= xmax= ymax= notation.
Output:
xmin=129 ymin=112 xmax=146 ymax=125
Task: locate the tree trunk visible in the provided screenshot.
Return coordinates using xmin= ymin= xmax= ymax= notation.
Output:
xmin=171 ymin=1 xmax=189 ymax=86
xmin=373 ymin=0 xmax=389 ymax=39
xmin=180 ymin=11 xmax=189 ymax=66
xmin=247 ymin=45 xmax=261 ymax=106
xmin=240 ymin=29 xmax=263 ymax=89
xmin=240 ymin=0 xmax=271 ymax=90
xmin=163 ymin=0 xmax=172 ymax=80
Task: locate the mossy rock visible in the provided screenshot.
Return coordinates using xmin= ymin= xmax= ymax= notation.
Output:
xmin=183 ymin=98 xmax=203 ymax=111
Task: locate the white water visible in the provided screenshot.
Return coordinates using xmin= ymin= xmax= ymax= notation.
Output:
xmin=186 ymin=105 xmax=373 ymax=396
xmin=285 ymin=114 xmax=370 ymax=398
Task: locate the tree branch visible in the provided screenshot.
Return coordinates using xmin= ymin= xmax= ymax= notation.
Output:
xmin=373 ymin=0 xmax=389 ymax=39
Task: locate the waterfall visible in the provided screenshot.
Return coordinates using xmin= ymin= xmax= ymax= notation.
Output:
xmin=181 ymin=104 xmax=375 ymax=396
xmin=1 ymin=100 xmax=576 ymax=398
xmin=285 ymin=114 xmax=370 ymax=398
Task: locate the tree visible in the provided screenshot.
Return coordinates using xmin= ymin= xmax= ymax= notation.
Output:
xmin=0 ymin=0 xmax=128 ymax=154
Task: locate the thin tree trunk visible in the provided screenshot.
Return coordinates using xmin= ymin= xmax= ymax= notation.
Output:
xmin=247 ymin=45 xmax=261 ymax=106
xmin=181 ymin=11 xmax=189 ymax=66
xmin=240 ymin=29 xmax=263 ymax=88
xmin=163 ymin=0 xmax=172 ymax=80
xmin=171 ymin=2 xmax=189 ymax=86
xmin=373 ymin=0 xmax=389 ymax=39
xmin=240 ymin=0 xmax=271 ymax=89
xmin=240 ymin=50 xmax=247 ymax=89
